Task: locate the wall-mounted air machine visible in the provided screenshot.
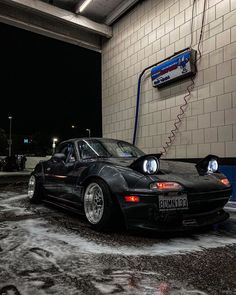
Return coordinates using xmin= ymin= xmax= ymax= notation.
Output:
xmin=151 ymin=48 xmax=197 ymax=88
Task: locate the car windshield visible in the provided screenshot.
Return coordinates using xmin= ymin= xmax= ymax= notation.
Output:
xmin=77 ymin=139 xmax=145 ymax=159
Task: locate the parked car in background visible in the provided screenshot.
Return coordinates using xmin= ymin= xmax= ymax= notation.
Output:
xmin=0 ymin=155 xmax=27 ymax=172
xmin=28 ymin=138 xmax=231 ymax=232
xmin=17 ymin=155 xmax=27 ymax=171
xmin=0 ymin=156 xmax=7 ymax=171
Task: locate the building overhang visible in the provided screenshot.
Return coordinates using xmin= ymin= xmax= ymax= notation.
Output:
xmin=0 ymin=0 xmax=112 ymax=52
xmin=0 ymin=0 xmax=140 ymax=52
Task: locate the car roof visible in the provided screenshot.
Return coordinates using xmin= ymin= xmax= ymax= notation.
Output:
xmin=58 ymin=138 xmax=132 ymax=145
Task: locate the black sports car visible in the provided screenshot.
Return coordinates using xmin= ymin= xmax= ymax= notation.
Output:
xmin=28 ymin=138 xmax=232 ymax=231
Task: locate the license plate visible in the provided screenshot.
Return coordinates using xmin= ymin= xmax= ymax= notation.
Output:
xmin=159 ymin=194 xmax=188 ymax=211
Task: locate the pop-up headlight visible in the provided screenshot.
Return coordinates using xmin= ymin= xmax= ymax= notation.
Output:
xmin=143 ymin=157 xmax=159 ymax=174
xmin=196 ymin=154 xmax=219 ymax=175
xmin=130 ymin=154 xmax=161 ymax=175
xmin=207 ymin=159 xmax=218 ymax=173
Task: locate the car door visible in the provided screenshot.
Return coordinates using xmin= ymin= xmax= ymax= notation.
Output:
xmin=44 ymin=142 xmax=74 ymax=196
xmin=61 ymin=140 xmax=93 ymax=207
xmin=59 ymin=143 xmax=79 ymax=201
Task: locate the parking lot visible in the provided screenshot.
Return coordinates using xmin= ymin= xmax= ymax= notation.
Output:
xmin=0 ymin=185 xmax=236 ymax=295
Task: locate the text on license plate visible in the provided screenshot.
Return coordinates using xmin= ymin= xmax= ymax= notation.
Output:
xmin=159 ymin=194 xmax=188 ymax=211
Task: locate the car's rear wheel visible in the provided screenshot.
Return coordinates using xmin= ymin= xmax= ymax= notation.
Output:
xmin=83 ymin=179 xmax=114 ymax=231
xmin=28 ymin=175 xmax=43 ymax=204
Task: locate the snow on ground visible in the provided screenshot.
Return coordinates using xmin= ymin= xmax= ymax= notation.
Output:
xmin=11 ymin=216 xmax=236 ymax=257
xmin=1 ymin=192 xmax=236 ymax=257
xmin=1 ymin=190 xmax=236 ymax=294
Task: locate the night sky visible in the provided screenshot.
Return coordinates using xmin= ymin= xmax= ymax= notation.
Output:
xmin=0 ymin=22 xmax=102 ymax=142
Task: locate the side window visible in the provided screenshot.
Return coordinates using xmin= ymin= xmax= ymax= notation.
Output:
xmin=57 ymin=143 xmax=76 ymax=163
xmin=78 ymin=141 xmax=96 ymax=159
xmin=57 ymin=144 xmax=68 ymax=156
xmin=56 ymin=144 xmax=66 ymax=155
xmin=66 ymin=144 xmax=76 ymax=163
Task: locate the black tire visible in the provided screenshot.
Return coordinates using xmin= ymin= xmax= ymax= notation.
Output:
xmin=83 ymin=179 xmax=116 ymax=231
xmin=28 ymin=174 xmax=44 ymax=204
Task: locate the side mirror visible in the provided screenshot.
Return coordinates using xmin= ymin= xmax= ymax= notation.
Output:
xmin=52 ymin=153 xmax=66 ymax=162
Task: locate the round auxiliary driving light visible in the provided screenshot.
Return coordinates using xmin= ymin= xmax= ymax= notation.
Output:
xmin=207 ymin=159 xmax=218 ymax=173
xmin=143 ymin=157 xmax=159 ymax=174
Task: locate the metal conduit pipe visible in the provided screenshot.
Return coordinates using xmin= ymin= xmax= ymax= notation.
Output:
xmin=132 ymin=48 xmax=191 ymax=147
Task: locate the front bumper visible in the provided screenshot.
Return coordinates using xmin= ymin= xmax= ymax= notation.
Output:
xmin=117 ymin=188 xmax=231 ymax=232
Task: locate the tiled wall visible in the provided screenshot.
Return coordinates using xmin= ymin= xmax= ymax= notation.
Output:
xmin=102 ymin=0 xmax=236 ymax=159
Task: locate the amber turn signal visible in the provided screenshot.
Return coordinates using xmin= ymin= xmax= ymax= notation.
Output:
xmin=220 ymin=178 xmax=230 ymax=186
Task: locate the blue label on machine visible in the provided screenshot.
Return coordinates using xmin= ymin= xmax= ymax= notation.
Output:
xmin=151 ymin=50 xmax=196 ymax=87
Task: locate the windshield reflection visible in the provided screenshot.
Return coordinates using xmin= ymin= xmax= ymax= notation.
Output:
xmin=77 ymin=139 xmax=144 ymax=159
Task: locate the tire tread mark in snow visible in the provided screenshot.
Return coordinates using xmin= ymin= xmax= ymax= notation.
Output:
xmin=28 ymin=247 xmax=52 ymax=258
xmin=0 ymin=285 xmax=21 ymax=295
xmin=0 ymin=213 xmax=61 ymax=222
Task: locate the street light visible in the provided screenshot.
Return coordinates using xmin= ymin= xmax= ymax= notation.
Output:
xmin=86 ymin=129 xmax=91 ymax=137
xmin=8 ymin=116 xmax=12 ymax=157
xmin=71 ymin=125 xmax=78 ymax=138
xmin=52 ymin=137 xmax=58 ymax=154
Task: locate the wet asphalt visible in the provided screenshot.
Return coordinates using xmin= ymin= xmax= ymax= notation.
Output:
xmin=0 ymin=185 xmax=236 ymax=295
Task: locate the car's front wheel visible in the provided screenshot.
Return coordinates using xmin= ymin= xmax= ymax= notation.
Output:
xmin=83 ymin=179 xmax=114 ymax=231
xmin=28 ymin=175 xmax=43 ymax=204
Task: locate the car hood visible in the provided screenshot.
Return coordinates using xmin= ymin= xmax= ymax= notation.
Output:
xmin=159 ymin=160 xmax=198 ymax=175
xmin=99 ymin=158 xmax=229 ymax=192
xmin=99 ymin=157 xmax=198 ymax=175
xmin=100 ymin=157 xmax=136 ymax=167
xmin=141 ymin=160 xmax=228 ymax=193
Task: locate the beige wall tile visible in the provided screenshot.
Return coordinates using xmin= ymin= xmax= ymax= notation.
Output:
xmin=216 ymin=0 xmax=230 ymax=19
xmin=187 ymin=144 xmax=198 ymax=158
xmin=216 ymin=29 xmax=231 ymax=49
xmin=231 ymin=0 xmax=236 ymax=10
xmin=192 ymin=129 xmax=204 ymax=144
xmin=225 ymin=108 xmax=236 ymax=124
xmin=209 ymin=48 xmax=224 ymax=66
xmin=205 ymin=127 xmax=218 ymax=143
xmin=218 ymin=125 xmax=233 ymax=141
xmin=217 ymin=61 xmax=232 ymax=79
xmin=224 ymin=42 xmax=236 ymax=61
xmin=199 ymin=143 xmax=211 ymax=157
xmin=211 ymin=142 xmax=225 ymax=156
xmin=102 ymin=0 xmax=236 ymax=159
xmin=224 ymin=10 xmax=236 ymax=30
xmin=176 ymin=144 xmax=187 ymax=158
xmin=180 ymin=0 xmax=190 ymax=12
xmin=225 ymin=75 xmax=236 ymax=92
xmin=226 ymin=141 xmax=236 ymax=156
xmin=210 ymin=79 xmax=224 ymax=96
xmin=175 ymin=11 xmax=185 ymax=27
xmin=211 ymin=110 xmax=225 ymax=126
xmin=204 ymin=66 xmax=217 ymax=84
xmin=217 ymin=93 xmax=232 ymax=110
xmin=204 ymin=97 xmax=217 ymax=113
xmin=180 ymin=131 xmax=192 ymax=144
xmin=198 ymin=114 xmax=211 ymax=129
xmin=187 ymin=116 xmax=198 ymax=130
xmin=233 ymin=124 xmax=236 ymax=140
xmin=191 ymin=100 xmax=204 ymax=115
